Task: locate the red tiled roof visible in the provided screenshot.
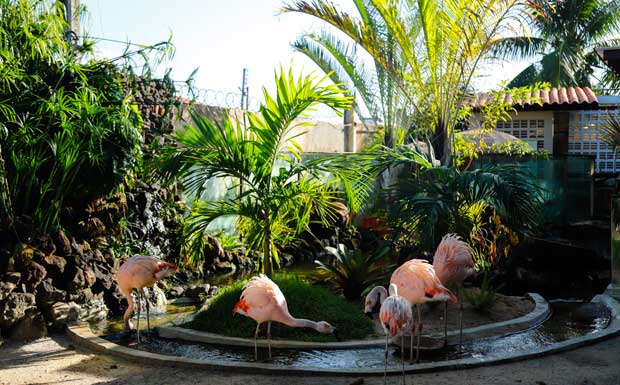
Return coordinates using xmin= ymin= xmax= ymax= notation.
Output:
xmin=466 ymin=86 xmax=598 ymax=108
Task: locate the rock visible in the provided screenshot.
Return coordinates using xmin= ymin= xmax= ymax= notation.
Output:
xmin=36 ymin=234 xmax=56 ymax=255
xmin=36 ymin=278 xmax=67 ymax=304
xmin=169 ymin=286 xmax=185 ymax=298
xmin=83 ymin=267 xmax=97 ymax=288
xmin=0 ymin=293 xmax=37 ymax=330
xmin=41 ymin=254 xmax=66 ymax=277
xmin=67 ymin=267 xmax=85 ymax=292
xmin=9 ymin=311 xmax=47 ymax=341
xmin=70 ymin=237 xmax=83 ymax=257
xmin=78 ymin=296 xmax=108 ymax=321
xmin=184 ymin=284 xmax=210 ymax=299
xmin=14 ymin=244 xmax=35 ymax=270
xmin=208 ymin=286 xmax=218 ymax=296
xmin=53 ymin=231 xmax=72 ymax=256
xmin=69 ymin=288 xmax=94 ymax=303
xmin=0 ymin=272 xmax=21 ymax=301
xmin=23 ymin=261 xmax=46 ymax=291
xmin=93 ymin=249 xmax=105 ymax=263
xmin=46 ymin=302 xmax=80 ymax=325
xmin=92 ymin=237 xmax=108 ymax=250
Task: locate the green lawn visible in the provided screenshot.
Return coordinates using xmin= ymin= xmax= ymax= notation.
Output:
xmin=183 ymin=275 xmax=374 ymax=342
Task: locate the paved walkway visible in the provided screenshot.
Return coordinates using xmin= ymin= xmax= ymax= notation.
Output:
xmin=1 ymin=333 xmax=619 ymax=385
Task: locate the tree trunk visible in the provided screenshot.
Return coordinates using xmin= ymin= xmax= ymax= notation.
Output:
xmin=263 ymin=223 xmax=272 ymax=277
xmin=0 ymin=143 xmax=12 ymax=223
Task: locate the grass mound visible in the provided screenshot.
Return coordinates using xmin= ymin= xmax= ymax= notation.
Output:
xmin=184 ymin=275 xmax=374 ymax=342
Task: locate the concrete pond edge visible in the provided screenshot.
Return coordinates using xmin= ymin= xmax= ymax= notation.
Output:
xmin=65 ymin=293 xmax=620 ymax=375
xmin=156 ymin=292 xmax=549 ymax=350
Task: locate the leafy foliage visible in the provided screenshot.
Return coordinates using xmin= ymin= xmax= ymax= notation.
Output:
xmin=490 ymin=0 xmax=620 ymax=87
xmin=283 ymin=0 xmax=534 ymax=164
xmin=314 ymin=243 xmax=393 ymax=300
xmin=463 ymin=273 xmax=499 ymax=311
xmin=157 ymin=67 xmax=353 ymax=275
xmin=601 ymin=113 xmax=620 ymax=150
xmin=389 ymin=164 xmax=543 ymax=253
xmin=0 ymin=0 xmax=171 ymax=231
xmin=184 ymin=275 xmax=374 ymax=342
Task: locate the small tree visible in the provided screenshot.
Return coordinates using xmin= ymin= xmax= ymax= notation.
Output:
xmin=159 ymin=67 xmax=353 ymax=275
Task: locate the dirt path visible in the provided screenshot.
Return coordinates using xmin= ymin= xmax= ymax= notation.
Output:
xmin=1 ymin=333 xmax=619 ymax=385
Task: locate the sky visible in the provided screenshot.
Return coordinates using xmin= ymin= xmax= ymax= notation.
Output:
xmin=81 ymin=0 xmax=528 ymax=116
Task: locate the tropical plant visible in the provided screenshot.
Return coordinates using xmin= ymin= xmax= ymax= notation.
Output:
xmin=601 ymin=112 xmax=620 ymax=150
xmin=314 ymin=243 xmax=393 ymax=300
xmin=157 ymin=67 xmax=353 ymax=275
xmin=283 ymin=0 xmax=533 ymax=165
xmin=389 ymin=164 xmax=543 ymax=252
xmin=491 ymin=0 xmax=620 ymax=87
xmin=0 ymin=0 xmax=172 ymax=232
xmin=463 ymin=272 xmax=499 ymax=311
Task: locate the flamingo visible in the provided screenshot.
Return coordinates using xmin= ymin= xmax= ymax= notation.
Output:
xmin=432 ymin=233 xmax=474 ymax=349
xmin=116 ymin=255 xmax=178 ymax=344
xmin=366 ymin=259 xmax=456 ymax=362
xmin=232 ymin=274 xmax=336 ymax=360
xmin=378 ymin=283 xmax=413 ymax=385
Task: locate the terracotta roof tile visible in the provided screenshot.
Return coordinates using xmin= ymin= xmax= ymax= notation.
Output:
xmin=466 ymin=86 xmax=598 ymax=108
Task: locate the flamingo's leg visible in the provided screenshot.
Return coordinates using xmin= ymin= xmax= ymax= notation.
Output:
xmin=409 ymin=306 xmax=416 ymax=362
xmin=383 ymin=332 xmax=388 ymax=385
xmin=145 ymin=288 xmax=151 ymax=338
xmin=443 ymin=301 xmax=448 ymax=347
xmin=416 ymin=305 xmax=422 ymax=363
xmin=136 ymin=291 xmax=141 ymax=345
xmin=254 ymin=322 xmax=261 ymax=361
xmin=458 ymin=287 xmax=464 ymax=353
xmin=267 ymin=321 xmax=272 ymax=359
xmin=401 ymin=332 xmax=405 ymax=385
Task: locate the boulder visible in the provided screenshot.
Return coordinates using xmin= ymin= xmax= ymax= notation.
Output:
xmin=9 ymin=312 xmax=47 ymax=341
xmin=83 ymin=267 xmax=97 ymax=288
xmin=36 ymin=234 xmax=56 ymax=255
xmin=53 ymin=230 xmax=72 ymax=256
xmin=46 ymin=301 xmax=80 ymax=325
xmin=78 ymin=296 xmax=108 ymax=321
xmin=23 ymin=261 xmax=46 ymax=291
xmin=36 ymin=278 xmax=67 ymax=304
xmin=184 ymin=284 xmax=210 ymax=299
xmin=168 ymin=286 xmax=184 ymax=298
xmin=67 ymin=267 xmax=85 ymax=292
xmin=0 ymin=292 xmax=37 ymax=330
xmin=70 ymin=237 xmax=84 ymax=257
xmin=0 ymin=272 xmax=21 ymax=301
xmin=41 ymin=254 xmax=66 ymax=278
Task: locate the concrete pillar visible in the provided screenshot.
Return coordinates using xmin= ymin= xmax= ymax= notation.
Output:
xmin=343 ymin=107 xmax=356 ymax=152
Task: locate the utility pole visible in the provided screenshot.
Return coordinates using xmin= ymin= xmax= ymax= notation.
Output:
xmin=60 ymin=0 xmax=80 ymax=45
xmin=239 ymin=68 xmax=249 ymax=111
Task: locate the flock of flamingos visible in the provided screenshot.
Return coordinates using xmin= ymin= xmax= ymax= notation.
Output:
xmin=115 ymin=233 xmax=474 ymax=382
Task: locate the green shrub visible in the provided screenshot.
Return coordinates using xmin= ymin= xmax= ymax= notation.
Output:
xmin=184 ymin=275 xmax=374 ymax=342
xmin=463 ymin=273 xmax=498 ymax=312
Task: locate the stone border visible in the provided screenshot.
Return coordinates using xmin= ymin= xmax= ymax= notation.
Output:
xmin=156 ymin=293 xmax=549 ymax=350
xmin=65 ymin=294 xmax=620 ymax=376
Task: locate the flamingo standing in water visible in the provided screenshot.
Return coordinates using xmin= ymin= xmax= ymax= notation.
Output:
xmin=232 ymin=274 xmax=336 ymax=360
xmin=378 ymin=283 xmax=413 ymax=385
xmin=116 ymin=255 xmax=178 ymax=344
xmin=432 ymin=233 xmax=475 ymax=349
xmin=366 ymin=259 xmax=456 ymax=362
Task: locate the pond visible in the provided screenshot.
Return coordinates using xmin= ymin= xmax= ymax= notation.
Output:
xmin=97 ymin=300 xmax=611 ymax=370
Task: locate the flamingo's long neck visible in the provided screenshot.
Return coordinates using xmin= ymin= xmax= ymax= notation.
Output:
xmin=273 ymin=308 xmax=321 ymax=332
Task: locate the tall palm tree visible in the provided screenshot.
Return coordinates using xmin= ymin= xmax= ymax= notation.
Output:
xmin=158 ymin=67 xmax=353 ymax=276
xmin=283 ymin=0 xmax=533 ymax=165
xmin=491 ymin=0 xmax=620 ymax=87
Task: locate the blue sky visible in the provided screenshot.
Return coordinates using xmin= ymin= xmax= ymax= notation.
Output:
xmin=82 ymin=0 xmax=526 ymax=112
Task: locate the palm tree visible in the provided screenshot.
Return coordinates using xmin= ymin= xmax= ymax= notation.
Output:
xmin=158 ymin=67 xmax=353 ymax=276
xmin=491 ymin=0 xmax=620 ymax=87
xmin=283 ymin=0 xmax=532 ymax=165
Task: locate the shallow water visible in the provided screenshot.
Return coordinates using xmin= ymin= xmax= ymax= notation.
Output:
xmin=101 ymin=301 xmax=611 ymax=369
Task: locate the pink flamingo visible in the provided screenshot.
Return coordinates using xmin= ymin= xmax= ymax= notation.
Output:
xmin=232 ymin=274 xmax=336 ymax=360
xmin=378 ymin=283 xmax=413 ymax=385
xmin=116 ymin=255 xmax=178 ymax=344
xmin=366 ymin=259 xmax=456 ymax=362
xmin=432 ymin=233 xmax=474 ymax=348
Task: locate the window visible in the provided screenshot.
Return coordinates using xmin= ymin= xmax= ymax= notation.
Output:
xmin=568 ymin=110 xmax=620 ymax=173
xmin=496 ymin=119 xmax=546 ymax=151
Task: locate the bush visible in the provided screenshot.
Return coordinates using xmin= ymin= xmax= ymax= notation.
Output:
xmin=184 ymin=275 xmax=374 ymax=342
